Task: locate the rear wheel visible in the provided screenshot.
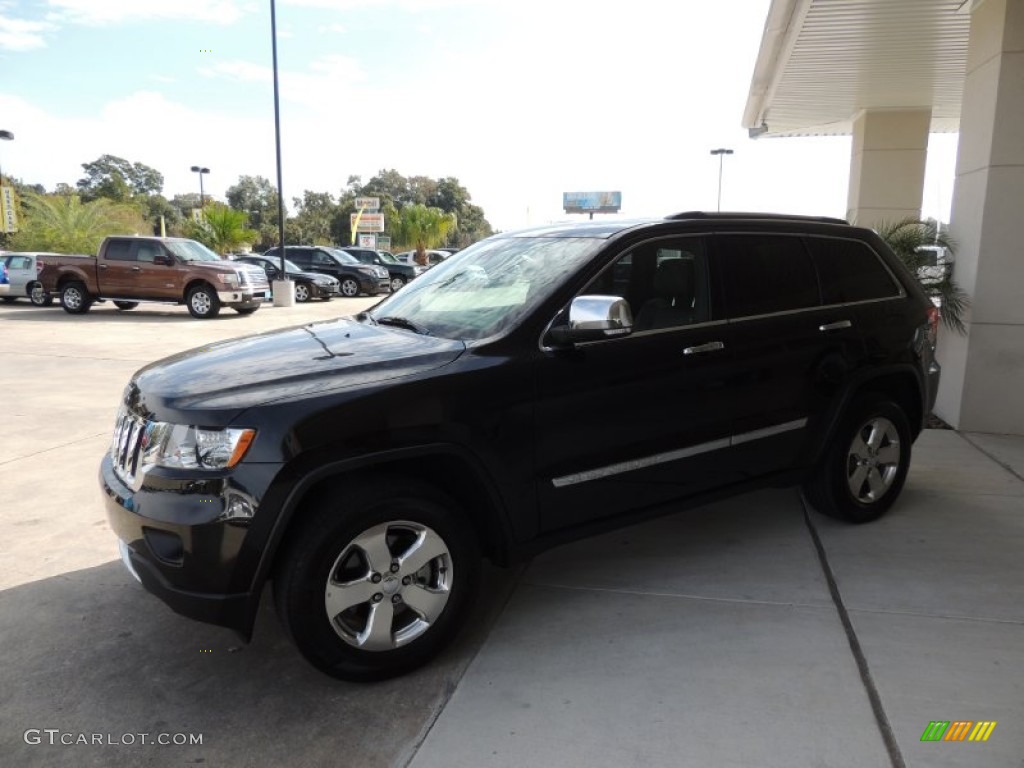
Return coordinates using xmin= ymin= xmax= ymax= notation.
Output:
xmin=113 ymin=301 xmax=139 ymax=311
xmin=274 ymin=478 xmax=480 ymax=681
xmin=803 ymin=394 xmax=912 ymax=523
xmin=294 ymin=283 xmax=312 ymax=302
xmin=186 ymin=284 xmax=221 ymax=319
xmin=30 ymin=283 xmax=54 ymax=307
xmin=61 ymin=281 xmax=93 ymax=314
xmin=339 ymin=277 xmax=360 ymax=298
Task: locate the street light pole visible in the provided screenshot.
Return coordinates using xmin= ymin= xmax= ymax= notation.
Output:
xmin=269 ymin=0 xmax=294 ymax=306
xmin=710 ymin=148 xmax=733 ymax=212
xmin=190 ymin=165 xmax=210 ymax=207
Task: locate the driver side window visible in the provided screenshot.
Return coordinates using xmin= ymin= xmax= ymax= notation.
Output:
xmin=584 ymin=237 xmax=712 ymax=333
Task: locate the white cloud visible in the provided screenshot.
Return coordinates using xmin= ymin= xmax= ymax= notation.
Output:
xmin=45 ymin=0 xmax=251 ymax=26
xmin=318 ymin=23 xmax=347 ymax=34
xmin=0 ymin=13 xmax=55 ymax=51
xmin=201 ymin=55 xmax=370 ymax=109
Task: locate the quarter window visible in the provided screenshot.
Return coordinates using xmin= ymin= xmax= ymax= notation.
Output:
xmin=717 ymin=234 xmax=819 ymax=318
xmin=806 ymin=237 xmax=901 ymax=304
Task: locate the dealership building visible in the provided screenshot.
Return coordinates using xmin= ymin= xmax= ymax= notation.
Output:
xmin=744 ymin=0 xmax=1023 ymax=435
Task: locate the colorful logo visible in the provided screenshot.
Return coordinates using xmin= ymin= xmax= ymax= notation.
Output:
xmin=920 ymin=721 xmax=997 ymax=742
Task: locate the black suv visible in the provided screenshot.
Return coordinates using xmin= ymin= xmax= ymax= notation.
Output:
xmin=264 ymin=245 xmax=389 ymax=297
xmin=340 ymin=247 xmax=425 ymax=292
xmin=102 ymin=213 xmax=940 ymax=681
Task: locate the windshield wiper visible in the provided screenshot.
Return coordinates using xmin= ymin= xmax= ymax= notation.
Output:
xmin=376 ymin=316 xmax=430 ymax=335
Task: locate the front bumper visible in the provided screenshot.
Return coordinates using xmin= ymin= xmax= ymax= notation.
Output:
xmin=100 ymin=453 xmax=262 ymax=632
xmin=217 ymin=289 xmax=269 ymax=303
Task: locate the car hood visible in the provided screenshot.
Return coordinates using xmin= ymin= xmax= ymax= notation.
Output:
xmin=286 ymin=268 xmax=336 ymax=282
xmin=129 ymin=317 xmax=466 ymax=418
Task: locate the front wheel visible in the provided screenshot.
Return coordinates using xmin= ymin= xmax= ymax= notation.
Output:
xmin=389 ymin=276 xmax=406 ymax=293
xmin=274 ymin=478 xmax=480 ymax=681
xmin=113 ymin=301 xmax=139 ymax=311
xmin=233 ymin=305 xmax=259 ymax=315
xmin=339 ymin=277 xmax=360 ymax=298
xmin=186 ymin=284 xmax=221 ymax=319
xmin=294 ymin=282 xmax=312 ymax=302
xmin=61 ymin=281 xmax=93 ymax=314
xmin=803 ymin=395 xmax=912 ymax=523
xmin=30 ymin=283 xmax=54 ymax=307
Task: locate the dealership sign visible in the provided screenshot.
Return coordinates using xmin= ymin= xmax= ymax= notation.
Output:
xmin=350 ymin=212 xmax=385 ymax=232
xmin=355 ymin=197 xmax=380 ymax=211
xmin=563 ymin=191 xmax=622 ymax=214
xmin=1 ymin=186 xmax=18 ymax=233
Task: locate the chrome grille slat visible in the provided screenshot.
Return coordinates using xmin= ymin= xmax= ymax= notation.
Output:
xmin=111 ymin=406 xmax=150 ymax=487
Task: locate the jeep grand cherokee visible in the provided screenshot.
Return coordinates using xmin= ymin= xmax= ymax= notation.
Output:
xmin=102 ymin=212 xmax=940 ymax=681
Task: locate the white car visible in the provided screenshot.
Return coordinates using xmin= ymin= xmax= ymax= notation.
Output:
xmin=1 ymin=251 xmax=60 ymax=305
xmin=393 ymin=249 xmax=451 ymax=267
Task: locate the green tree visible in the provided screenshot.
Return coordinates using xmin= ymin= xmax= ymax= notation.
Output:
xmin=10 ymin=193 xmax=147 ymax=253
xmin=185 ymin=203 xmax=258 ymax=255
xmin=876 ymin=218 xmax=969 ymax=334
xmin=77 ymin=155 xmax=164 ymax=202
xmin=291 ymin=190 xmax=339 ymax=245
xmin=391 ymin=204 xmax=457 ymax=263
xmin=226 ymin=175 xmax=284 ymax=250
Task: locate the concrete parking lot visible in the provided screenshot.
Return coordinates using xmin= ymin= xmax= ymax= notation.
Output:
xmin=1 ymin=298 xmax=1022 ymax=767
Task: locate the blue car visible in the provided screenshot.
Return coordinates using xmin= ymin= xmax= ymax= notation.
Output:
xmin=0 ymin=258 xmax=10 ymax=297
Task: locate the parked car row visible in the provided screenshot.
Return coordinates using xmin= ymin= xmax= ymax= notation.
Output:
xmin=1 ymin=251 xmax=60 ymax=305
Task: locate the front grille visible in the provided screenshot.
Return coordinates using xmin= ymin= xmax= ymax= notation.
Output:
xmin=111 ymin=406 xmax=151 ymax=487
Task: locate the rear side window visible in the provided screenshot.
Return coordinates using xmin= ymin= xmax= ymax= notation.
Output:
xmin=105 ymin=240 xmax=133 ymax=262
xmin=806 ymin=237 xmax=901 ymax=304
xmin=716 ymin=234 xmax=819 ymax=318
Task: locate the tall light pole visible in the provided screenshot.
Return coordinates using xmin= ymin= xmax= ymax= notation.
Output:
xmin=190 ymin=165 xmax=210 ymax=207
xmin=710 ymin=148 xmax=733 ymax=212
xmin=0 ymin=130 xmax=13 ymax=187
xmin=269 ymin=0 xmax=294 ymax=305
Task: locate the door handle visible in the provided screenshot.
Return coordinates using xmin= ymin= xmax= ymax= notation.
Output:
xmin=99 ymin=263 xmax=108 ymax=270
xmin=131 ymin=266 xmax=141 ymax=272
xmin=683 ymin=341 xmax=725 ymax=355
xmin=819 ymin=320 xmax=852 ymax=332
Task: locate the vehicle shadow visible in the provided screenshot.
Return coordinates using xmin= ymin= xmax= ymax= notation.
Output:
xmin=0 ymin=560 xmax=520 ymax=768
xmin=0 ymin=305 xmax=262 ymax=323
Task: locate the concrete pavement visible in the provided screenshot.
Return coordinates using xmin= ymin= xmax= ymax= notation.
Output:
xmin=1 ymin=298 xmax=1021 ymax=767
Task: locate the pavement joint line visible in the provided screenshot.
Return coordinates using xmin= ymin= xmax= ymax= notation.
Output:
xmin=399 ymin=563 xmax=529 ymax=768
xmin=3 ymin=352 xmax=155 ymax=363
xmin=960 ymin=432 xmax=1024 ymax=484
xmin=520 ymin=580 xmax=830 ymax=610
xmin=845 ymin=606 xmax=1024 ymax=627
xmin=0 ymin=432 xmax=109 ymax=466
xmin=801 ymin=500 xmax=906 ymax=768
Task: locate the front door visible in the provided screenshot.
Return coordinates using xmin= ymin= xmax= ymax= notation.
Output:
xmin=534 ymin=235 xmax=743 ymax=533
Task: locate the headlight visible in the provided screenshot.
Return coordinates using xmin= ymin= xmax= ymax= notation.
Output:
xmin=141 ymin=423 xmax=256 ymax=470
xmin=357 ymin=267 xmax=376 ymax=276
xmin=217 ymin=272 xmax=241 ymax=287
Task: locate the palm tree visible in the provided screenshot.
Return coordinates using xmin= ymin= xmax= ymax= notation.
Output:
xmin=186 ymin=203 xmax=257 ymax=255
xmin=390 ymin=204 xmax=457 ymax=265
xmin=11 ymin=193 xmax=146 ymax=253
xmin=875 ymin=218 xmax=969 ymax=334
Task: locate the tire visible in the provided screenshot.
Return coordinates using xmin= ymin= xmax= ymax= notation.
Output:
xmin=274 ymin=478 xmax=480 ymax=682
xmin=803 ymin=394 xmax=912 ymax=523
xmin=61 ymin=281 xmax=93 ymax=314
xmin=186 ymin=284 xmax=221 ymax=319
xmin=295 ymin=283 xmax=312 ymax=303
xmin=339 ymin=277 xmax=360 ymax=298
xmin=30 ymin=283 xmax=54 ymax=307
xmin=390 ymin=276 xmax=406 ymax=293
xmin=113 ymin=301 xmax=139 ymax=311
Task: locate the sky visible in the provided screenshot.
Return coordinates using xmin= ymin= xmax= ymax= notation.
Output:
xmin=0 ymin=0 xmax=958 ymax=232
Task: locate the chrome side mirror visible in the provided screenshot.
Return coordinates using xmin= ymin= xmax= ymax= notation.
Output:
xmin=549 ymin=295 xmax=633 ymax=346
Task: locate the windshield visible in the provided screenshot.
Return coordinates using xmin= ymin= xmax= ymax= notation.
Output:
xmin=366 ymin=236 xmax=601 ymax=341
xmin=167 ymin=240 xmax=223 ymax=262
xmin=326 ymin=248 xmax=360 ymax=265
xmin=378 ymin=252 xmax=398 ymax=264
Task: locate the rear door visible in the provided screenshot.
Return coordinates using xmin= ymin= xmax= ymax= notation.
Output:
xmin=5 ymin=254 xmax=34 ymax=294
xmin=713 ymin=232 xmax=865 ymax=476
xmin=99 ymin=238 xmax=138 ymax=297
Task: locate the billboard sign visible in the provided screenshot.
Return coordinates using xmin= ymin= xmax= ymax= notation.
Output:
xmin=563 ymin=191 xmax=622 ymax=214
xmin=358 ymin=234 xmax=376 ymax=248
xmin=350 ymin=212 xmax=385 ymax=232
xmin=355 ymin=197 xmax=380 ymax=211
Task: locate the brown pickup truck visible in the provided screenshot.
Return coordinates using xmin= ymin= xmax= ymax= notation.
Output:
xmin=38 ymin=236 xmax=270 ymax=319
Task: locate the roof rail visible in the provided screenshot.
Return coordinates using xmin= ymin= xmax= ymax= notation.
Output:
xmin=665 ymin=211 xmax=849 ymax=225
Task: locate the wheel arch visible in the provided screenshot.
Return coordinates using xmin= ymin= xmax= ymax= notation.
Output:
xmin=183 ymin=277 xmax=216 ymax=301
xmin=239 ymin=444 xmax=515 ymax=638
